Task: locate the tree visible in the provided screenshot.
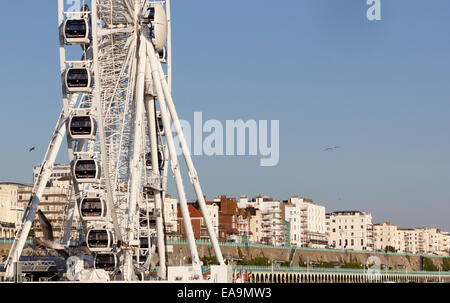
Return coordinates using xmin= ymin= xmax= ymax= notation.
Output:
xmin=385 ymin=246 xmax=396 ymax=253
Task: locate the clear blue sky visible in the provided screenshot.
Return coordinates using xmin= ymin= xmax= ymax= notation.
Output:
xmin=0 ymin=0 xmax=449 ymax=230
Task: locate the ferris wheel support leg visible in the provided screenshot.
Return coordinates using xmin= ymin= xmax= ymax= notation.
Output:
xmin=151 ymin=45 xmax=225 ymax=266
xmin=4 ymin=112 xmax=68 ymax=281
xmin=166 ymin=0 xmax=172 ymax=92
xmin=147 ymin=42 xmax=203 ymax=279
xmin=62 ymin=188 xmax=76 ymax=245
xmin=144 ymin=95 xmax=167 ymax=280
xmin=62 ymin=126 xmax=87 ymax=245
xmin=124 ymin=36 xmax=148 ymax=281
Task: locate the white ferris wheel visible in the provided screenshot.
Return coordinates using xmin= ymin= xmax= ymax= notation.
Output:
xmin=4 ymin=0 xmax=225 ymax=282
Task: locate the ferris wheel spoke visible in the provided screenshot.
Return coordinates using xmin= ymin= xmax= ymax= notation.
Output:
xmin=98 ymin=26 xmax=135 ymax=37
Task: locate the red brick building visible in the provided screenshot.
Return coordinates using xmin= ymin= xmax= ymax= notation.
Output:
xmin=177 ymin=196 xmax=253 ymax=243
xmin=177 ymin=204 xmax=204 ymax=241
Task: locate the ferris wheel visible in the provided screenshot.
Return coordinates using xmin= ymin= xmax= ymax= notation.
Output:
xmin=4 ymin=0 xmax=225 ymax=282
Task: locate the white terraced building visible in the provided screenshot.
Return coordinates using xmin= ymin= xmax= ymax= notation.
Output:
xmin=162 ymin=195 xmax=179 ymax=239
xmin=418 ymin=227 xmax=449 ymax=255
xmin=33 ymin=164 xmax=71 ymax=183
xmin=17 ymin=179 xmax=79 ymax=241
xmin=260 ymin=204 xmax=285 ymax=247
xmin=284 ymin=202 xmax=302 ymax=247
xmin=326 ymin=211 xmax=373 ymax=251
xmin=398 ymin=228 xmax=421 ymax=254
xmin=372 ymin=222 xmax=400 ymax=252
xmin=249 ymin=196 xmax=286 ymax=246
xmin=290 ymin=197 xmax=327 ymax=248
xmin=0 ymin=183 xmax=29 ymax=239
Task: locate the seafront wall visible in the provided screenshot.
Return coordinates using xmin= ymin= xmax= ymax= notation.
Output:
xmin=167 ymin=242 xmax=448 ymax=272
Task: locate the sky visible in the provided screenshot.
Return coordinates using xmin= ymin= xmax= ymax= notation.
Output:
xmin=0 ymin=0 xmax=449 ymax=230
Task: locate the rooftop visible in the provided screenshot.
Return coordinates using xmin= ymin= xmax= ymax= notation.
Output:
xmin=327 ymin=210 xmax=366 ymax=216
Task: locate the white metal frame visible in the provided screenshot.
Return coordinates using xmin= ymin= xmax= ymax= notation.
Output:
xmin=4 ymin=0 xmax=225 ymax=282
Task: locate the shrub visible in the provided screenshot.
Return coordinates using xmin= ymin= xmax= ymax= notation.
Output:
xmin=423 ymin=257 xmax=438 ymax=272
xmin=441 ymin=258 xmax=450 ymax=272
xmin=201 ymin=256 xmax=219 ymax=266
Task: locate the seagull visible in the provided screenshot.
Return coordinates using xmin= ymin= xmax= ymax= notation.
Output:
xmin=323 ymin=146 xmax=341 ymax=152
xmin=33 ymin=209 xmax=69 ymax=258
xmin=29 ymin=147 xmax=36 ymax=152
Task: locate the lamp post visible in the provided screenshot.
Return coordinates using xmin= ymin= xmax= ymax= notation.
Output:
xmin=439 ymin=264 xmax=441 ymax=283
xmin=307 ymin=257 xmax=310 ymax=275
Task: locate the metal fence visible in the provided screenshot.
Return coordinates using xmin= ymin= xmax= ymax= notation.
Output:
xmin=0 ymin=239 xmax=32 ymax=244
xmin=231 ymin=265 xmax=450 ymax=276
xmin=166 ymin=240 xmax=450 ymax=259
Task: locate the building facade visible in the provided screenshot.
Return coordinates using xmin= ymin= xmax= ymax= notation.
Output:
xmin=17 ymin=179 xmax=73 ymax=240
xmin=398 ymin=228 xmax=420 ymax=254
xmin=0 ymin=183 xmax=31 ymax=239
xmin=177 ymin=204 xmax=203 ymax=241
xmin=256 ymin=197 xmax=285 ymax=246
xmin=284 ymin=202 xmax=302 ymax=247
xmin=373 ymin=222 xmax=399 ymax=252
xmin=247 ymin=208 xmax=262 ymax=244
xmin=33 ymin=164 xmax=71 ymax=184
xmin=290 ymin=197 xmax=327 ymax=248
xmin=206 ymin=202 xmax=220 ymax=239
xmin=163 ymin=195 xmax=179 ymax=240
xmin=326 ymin=211 xmax=373 ymax=251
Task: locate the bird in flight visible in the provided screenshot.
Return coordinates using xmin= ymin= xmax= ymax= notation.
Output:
xmin=323 ymin=146 xmax=341 ymax=152
xmin=29 ymin=147 xmax=36 ymax=152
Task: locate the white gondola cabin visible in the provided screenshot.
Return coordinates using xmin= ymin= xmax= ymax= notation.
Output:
xmin=64 ymin=18 xmax=90 ymax=44
xmin=156 ymin=112 xmax=164 ymax=136
xmin=80 ymin=196 xmax=107 ymax=220
xmin=73 ymin=157 xmax=101 ymax=183
xmin=148 ymin=3 xmax=168 ymax=53
xmin=65 ymin=66 xmax=92 ymax=93
xmin=69 ymin=114 xmax=97 ymax=140
xmin=87 ymin=229 xmax=114 ymax=252
xmin=145 ymin=149 xmax=164 ymax=171
xmin=139 ymin=237 xmax=150 ymax=249
xmin=94 ymin=253 xmax=117 ymax=272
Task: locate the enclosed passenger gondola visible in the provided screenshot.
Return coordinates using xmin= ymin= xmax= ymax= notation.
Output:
xmin=64 ymin=18 xmax=90 ymax=44
xmin=145 ymin=149 xmax=164 ymax=171
xmin=73 ymin=158 xmax=101 ymax=183
xmin=87 ymin=229 xmax=114 ymax=252
xmin=139 ymin=238 xmax=149 ymax=249
xmin=94 ymin=253 xmax=117 ymax=272
xmin=69 ymin=115 xmax=97 ymax=140
xmin=156 ymin=112 xmax=164 ymax=136
xmin=65 ymin=67 xmax=92 ymax=93
xmin=80 ymin=197 xmax=107 ymax=220
xmin=148 ymin=3 xmax=168 ymax=53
